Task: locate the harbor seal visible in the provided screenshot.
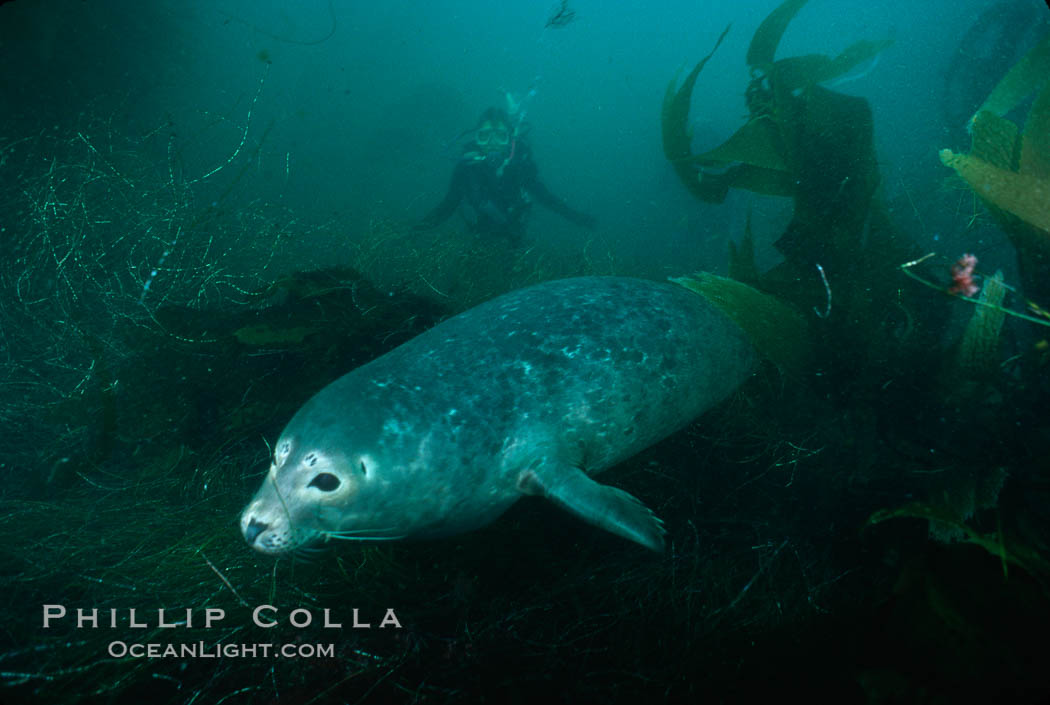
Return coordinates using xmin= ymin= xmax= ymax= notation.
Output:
xmin=240 ymin=276 xmax=765 ymax=554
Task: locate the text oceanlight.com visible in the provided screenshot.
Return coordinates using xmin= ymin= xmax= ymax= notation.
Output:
xmin=107 ymin=641 xmax=336 ymax=659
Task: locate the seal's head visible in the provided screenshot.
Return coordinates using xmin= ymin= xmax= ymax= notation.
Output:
xmin=239 ymin=431 xmax=406 ymax=555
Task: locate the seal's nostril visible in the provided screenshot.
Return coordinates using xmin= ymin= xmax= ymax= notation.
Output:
xmin=244 ymin=518 xmax=268 ymax=544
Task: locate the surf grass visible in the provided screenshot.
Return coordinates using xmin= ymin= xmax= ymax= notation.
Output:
xmin=0 ymin=424 xmax=869 ymax=704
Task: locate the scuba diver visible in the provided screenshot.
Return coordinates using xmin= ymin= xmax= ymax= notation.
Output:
xmin=414 ymin=106 xmax=596 ymax=245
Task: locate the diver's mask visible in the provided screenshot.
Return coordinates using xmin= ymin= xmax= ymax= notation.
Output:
xmin=475 ymin=122 xmax=510 ymax=151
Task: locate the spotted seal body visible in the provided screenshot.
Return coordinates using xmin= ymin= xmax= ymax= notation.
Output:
xmin=240 ymin=276 xmax=758 ymax=553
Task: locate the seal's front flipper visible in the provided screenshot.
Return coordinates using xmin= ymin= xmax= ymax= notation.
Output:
xmin=518 ymin=465 xmax=666 ymax=552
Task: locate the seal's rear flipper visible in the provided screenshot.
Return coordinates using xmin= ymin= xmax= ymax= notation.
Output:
xmin=518 ymin=465 xmax=666 ymax=552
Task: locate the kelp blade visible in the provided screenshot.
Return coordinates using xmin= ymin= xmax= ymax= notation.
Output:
xmin=974 ymin=31 xmax=1050 ymax=121
xmin=662 ymin=24 xmax=732 ymax=199
xmin=746 ymin=0 xmax=808 ymax=69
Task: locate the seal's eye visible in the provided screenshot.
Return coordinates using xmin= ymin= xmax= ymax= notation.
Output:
xmin=307 ymin=473 xmax=340 ymax=492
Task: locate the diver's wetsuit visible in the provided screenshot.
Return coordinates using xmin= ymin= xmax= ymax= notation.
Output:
xmin=417 ymin=143 xmax=594 ymax=245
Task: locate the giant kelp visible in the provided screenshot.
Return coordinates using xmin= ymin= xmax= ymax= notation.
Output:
xmin=664 ymin=8 xmax=1050 ymax=700
xmin=662 ymin=0 xmax=892 ymax=213
xmin=662 ymin=0 xmax=894 ymax=276
xmin=941 ymin=1 xmax=1050 ymax=133
xmin=671 ymin=271 xmax=810 ymax=378
xmin=661 ymin=0 xmax=924 ymax=395
xmin=940 ymin=32 xmax=1050 ymax=304
xmin=661 ymin=24 xmax=733 ymax=202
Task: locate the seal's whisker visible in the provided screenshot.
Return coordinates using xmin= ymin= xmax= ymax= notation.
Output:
xmin=324 ymin=526 xmax=403 ymax=536
xmin=324 ymin=536 xmax=405 ymax=542
xmin=321 ymin=529 xmax=406 ymax=542
xmin=292 ymin=545 xmax=328 ymax=562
